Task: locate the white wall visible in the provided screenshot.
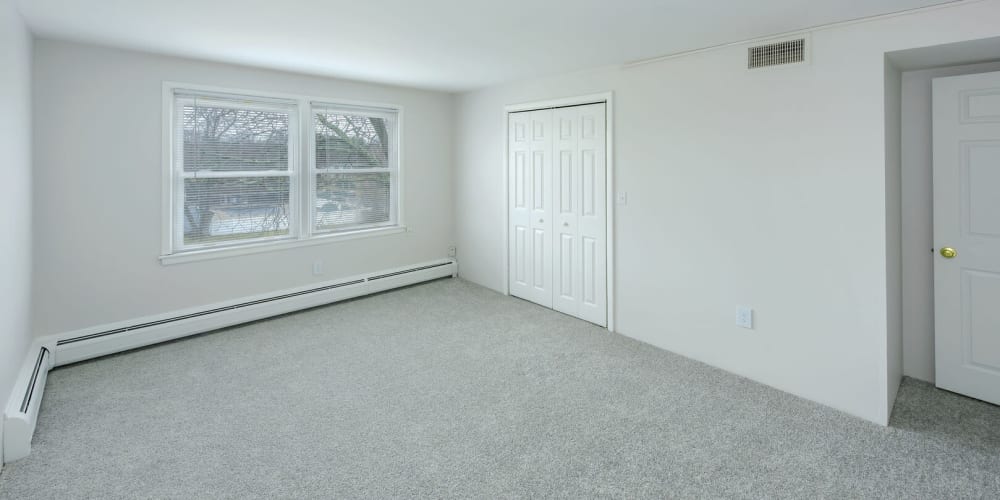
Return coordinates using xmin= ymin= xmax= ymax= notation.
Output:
xmin=32 ymin=40 xmax=455 ymax=337
xmin=899 ymin=60 xmax=1000 ymax=383
xmin=454 ymin=0 xmax=1000 ymax=425
xmin=0 ymin=0 xmax=33 ymax=467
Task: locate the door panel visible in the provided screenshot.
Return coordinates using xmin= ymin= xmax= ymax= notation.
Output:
xmin=509 ymin=109 xmax=553 ymax=307
xmin=966 ymin=270 xmax=1000 ymax=372
xmin=551 ymin=104 xmax=606 ymax=325
xmin=532 ymin=151 xmax=546 ymax=210
xmin=513 ymin=151 xmax=527 ymax=209
xmin=533 ymin=228 xmax=547 ymax=289
xmin=513 ymin=226 xmax=527 ymax=287
xmin=582 ymin=149 xmax=596 ymax=216
xmin=582 ymin=236 xmax=597 ymax=305
xmin=559 ymin=151 xmax=573 ymax=214
xmin=559 ymin=234 xmax=574 ymax=299
xmin=552 ymin=107 xmax=581 ymax=316
xmin=528 ymin=110 xmax=553 ymax=307
xmin=966 ymin=143 xmax=1000 ymax=236
xmin=933 ymin=71 xmax=1000 ymax=405
xmin=509 ymin=112 xmax=533 ymax=301
xmin=575 ymin=104 xmax=607 ymax=326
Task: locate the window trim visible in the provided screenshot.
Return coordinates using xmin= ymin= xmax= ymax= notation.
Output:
xmin=160 ymin=82 xmax=405 ymax=265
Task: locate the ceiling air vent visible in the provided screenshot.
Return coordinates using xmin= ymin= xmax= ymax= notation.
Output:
xmin=747 ymin=38 xmax=806 ymax=69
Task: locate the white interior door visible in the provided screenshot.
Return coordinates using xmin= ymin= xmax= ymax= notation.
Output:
xmin=509 ymin=109 xmax=553 ymax=308
xmin=933 ymin=71 xmax=1000 ymax=406
xmin=509 ymin=103 xmax=607 ymax=327
xmin=552 ymin=104 xmax=607 ymax=326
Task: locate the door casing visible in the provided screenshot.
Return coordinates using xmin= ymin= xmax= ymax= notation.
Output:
xmin=502 ymin=92 xmax=615 ymax=332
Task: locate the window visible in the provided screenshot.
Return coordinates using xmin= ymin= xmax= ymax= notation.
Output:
xmin=312 ymin=104 xmax=398 ymax=233
xmin=173 ymin=92 xmax=298 ymax=250
xmin=164 ymin=85 xmax=401 ymax=262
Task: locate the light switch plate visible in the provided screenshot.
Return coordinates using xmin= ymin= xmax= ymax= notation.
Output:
xmin=616 ymin=191 xmax=628 ymax=205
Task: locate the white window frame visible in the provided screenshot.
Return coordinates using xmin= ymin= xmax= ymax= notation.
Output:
xmin=170 ymin=91 xmax=301 ymax=253
xmin=161 ymin=82 xmax=405 ymax=265
xmin=308 ymin=102 xmax=400 ymax=235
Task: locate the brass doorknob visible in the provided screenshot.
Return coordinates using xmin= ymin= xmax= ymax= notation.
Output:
xmin=940 ymin=247 xmax=957 ymax=259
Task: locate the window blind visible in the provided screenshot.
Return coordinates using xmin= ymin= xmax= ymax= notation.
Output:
xmin=312 ymin=104 xmax=398 ymax=233
xmin=174 ymin=93 xmax=297 ymax=248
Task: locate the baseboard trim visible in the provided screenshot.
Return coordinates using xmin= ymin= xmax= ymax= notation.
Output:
xmin=50 ymin=259 xmax=457 ymax=367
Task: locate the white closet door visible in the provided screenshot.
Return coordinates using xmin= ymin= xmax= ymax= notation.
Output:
xmin=552 ymin=103 xmax=607 ymax=326
xmin=509 ymin=109 xmax=553 ymax=307
xmin=552 ymin=106 xmax=580 ymax=316
xmin=509 ymin=103 xmax=605 ymax=326
xmin=576 ymin=103 xmax=607 ymax=326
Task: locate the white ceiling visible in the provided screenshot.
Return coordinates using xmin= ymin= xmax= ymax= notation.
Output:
xmin=18 ymin=0 xmax=956 ymax=92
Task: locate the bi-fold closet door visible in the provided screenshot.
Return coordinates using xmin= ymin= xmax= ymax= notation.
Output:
xmin=508 ymin=103 xmax=607 ymax=327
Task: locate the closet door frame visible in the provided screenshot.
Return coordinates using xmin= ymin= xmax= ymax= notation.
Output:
xmin=503 ymin=92 xmax=615 ymax=332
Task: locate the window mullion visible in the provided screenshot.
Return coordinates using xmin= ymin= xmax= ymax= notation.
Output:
xmin=392 ymin=114 xmax=401 ymax=227
xmin=288 ymin=103 xmax=301 ymax=241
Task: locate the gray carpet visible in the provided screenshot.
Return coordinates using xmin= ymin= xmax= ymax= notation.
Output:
xmin=1 ymin=278 xmax=998 ymax=499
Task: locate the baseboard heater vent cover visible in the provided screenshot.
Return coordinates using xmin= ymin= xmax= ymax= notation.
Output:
xmin=3 ymin=346 xmax=52 ymax=462
xmin=51 ymin=259 xmax=457 ymax=366
xmin=56 ymin=278 xmax=367 ymax=346
xmin=367 ymin=261 xmax=453 ymax=281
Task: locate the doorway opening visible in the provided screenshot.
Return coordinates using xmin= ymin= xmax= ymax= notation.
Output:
xmin=886 ymin=36 xmax=1000 ymax=414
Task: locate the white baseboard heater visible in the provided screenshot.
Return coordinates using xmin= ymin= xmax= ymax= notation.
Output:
xmin=3 ymin=345 xmax=53 ymax=462
xmin=54 ymin=259 xmax=457 ymax=366
xmin=3 ymin=258 xmax=456 ymax=463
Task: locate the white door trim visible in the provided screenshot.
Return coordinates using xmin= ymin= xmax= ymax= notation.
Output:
xmin=502 ymin=92 xmax=615 ymax=332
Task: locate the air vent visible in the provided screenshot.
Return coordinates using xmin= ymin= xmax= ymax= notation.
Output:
xmin=748 ymin=38 xmax=806 ymax=69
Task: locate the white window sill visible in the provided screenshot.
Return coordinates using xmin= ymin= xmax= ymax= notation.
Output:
xmin=160 ymin=226 xmax=407 ymax=265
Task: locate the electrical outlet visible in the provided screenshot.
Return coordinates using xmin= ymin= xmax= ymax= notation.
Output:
xmin=736 ymin=306 xmax=753 ymax=329
xmin=447 ymin=245 xmax=457 ymax=257
xmin=312 ymin=260 xmax=324 ymax=276
xmin=616 ymin=191 xmax=628 ymax=205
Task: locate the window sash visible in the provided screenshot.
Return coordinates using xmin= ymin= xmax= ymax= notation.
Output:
xmin=177 ymin=174 xmax=295 ymax=249
xmin=311 ymin=171 xmax=396 ymax=234
xmin=172 ymin=91 xmax=299 ymax=252
xmin=308 ymin=103 xmax=399 ymax=235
